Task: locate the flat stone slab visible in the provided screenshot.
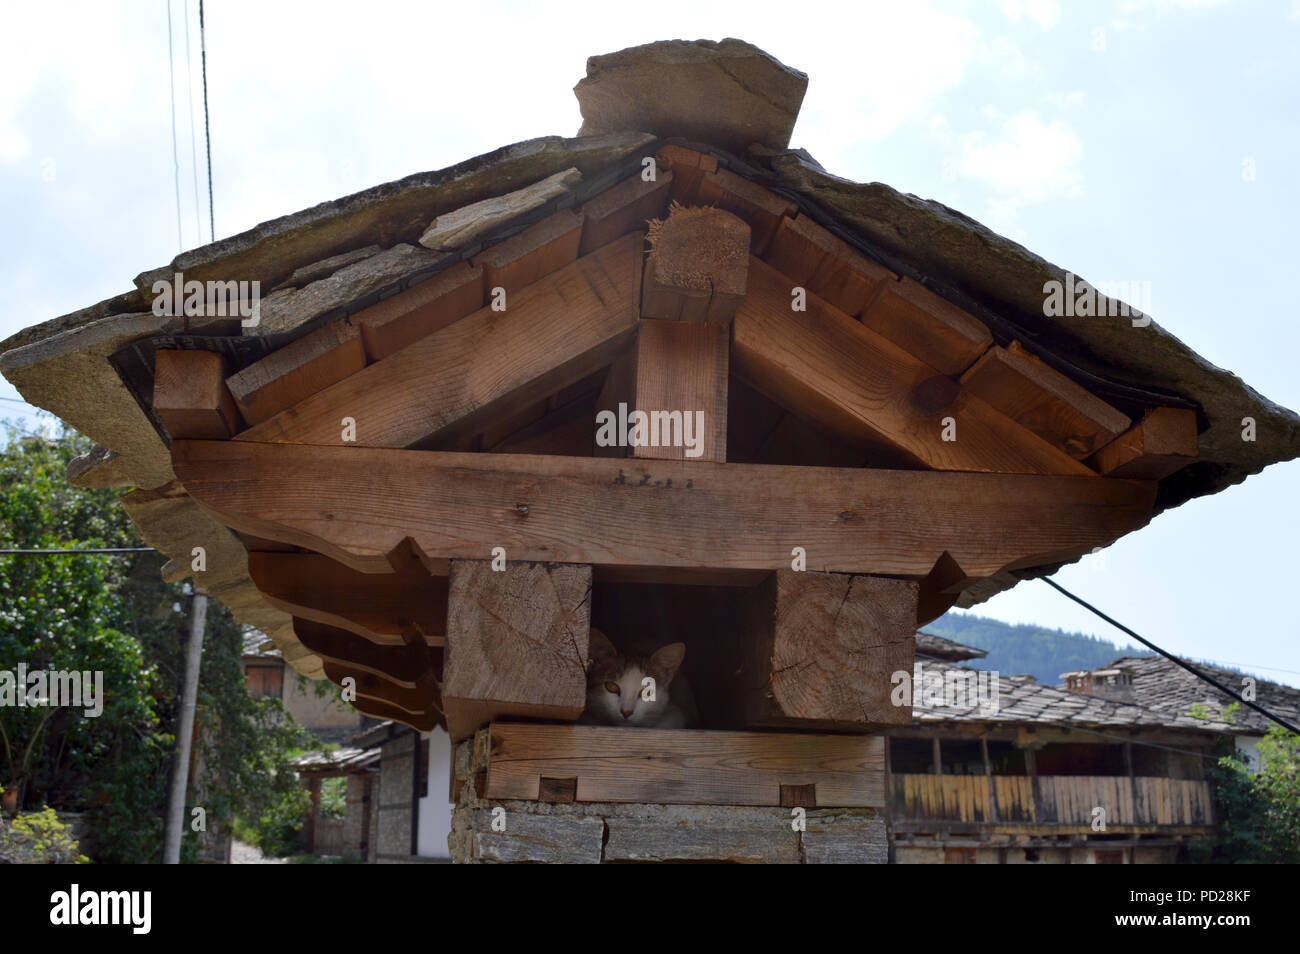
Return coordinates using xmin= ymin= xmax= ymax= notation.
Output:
xmin=576 ymin=38 xmax=807 ymax=155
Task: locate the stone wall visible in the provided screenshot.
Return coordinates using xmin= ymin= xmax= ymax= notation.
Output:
xmin=375 ymin=733 xmax=415 ymax=862
xmin=448 ymin=730 xmax=887 ymax=864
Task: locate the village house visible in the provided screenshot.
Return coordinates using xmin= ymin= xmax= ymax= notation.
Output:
xmin=2 ymin=39 xmax=1297 ymax=863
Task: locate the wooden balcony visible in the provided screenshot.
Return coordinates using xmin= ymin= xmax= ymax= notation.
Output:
xmin=890 ymin=774 xmax=1213 ymax=829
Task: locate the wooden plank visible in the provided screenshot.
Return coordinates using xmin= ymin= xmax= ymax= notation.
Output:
xmin=323 ymin=661 xmax=434 ymax=715
xmin=593 ymin=342 xmax=636 ymax=458
xmin=227 ymin=319 xmax=367 ymax=426
xmin=172 ymin=440 xmax=1157 ymax=580
xmin=733 ymin=571 xmax=916 ymax=731
xmin=486 ymin=722 xmax=885 ymax=807
xmin=959 ymin=342 xmax=1131 ymax=459
xmin=293 ymin=618 xmax=436 ymax=688
xmin=695 ymin=167 xmax=797 ymax=255
xmin=578 ymin=171 xmax=672 ymax=254
xmin=733 ymin=258 xmax=1096 ymax=476
xmin=1087 ymin=407 xmax=1198 ymax=479
xmin=473 ymin=208 xmax=584 ymax=296
xmin=858 ymin=277 xmax=993 ymax=376
xmin=248 ymin=551 xmax=448 ymax=645
xmin=347 ymin=695 xmax=440 ymax=733
xmin=632 ymin=319 xmax=729 ymax=462
xmin=763 ymin=213 xmax=896 ymax=317
xmin=353 ymin=261 xmax=484 ymax=361
xmin=442 ymin=561 xmax=591 ymax=741
xmin=655 ymin=144 xmax=717 ymax=205
xmin=235 ymin=232 xmax=643 ymax=448
xmin=642 ymin=205 xmax=750 ymax=322
xmin=153 ymin=349 xmax=240 ymax=439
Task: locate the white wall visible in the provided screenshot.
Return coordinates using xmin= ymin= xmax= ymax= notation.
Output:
xmin=416 ymin=728 xmax=453 ymax=857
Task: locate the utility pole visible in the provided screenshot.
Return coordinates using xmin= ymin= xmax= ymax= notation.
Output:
xmin=163 ymin=591 xmax=208 ymax=864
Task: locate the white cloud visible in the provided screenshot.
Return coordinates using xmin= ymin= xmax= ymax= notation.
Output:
xmin=998 ymin=0 xmax=1063 ymax=29
xmin=957 ymin=110 xmax=1084 ymax=216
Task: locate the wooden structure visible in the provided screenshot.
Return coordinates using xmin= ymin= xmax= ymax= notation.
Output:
xmin=3 ymin=39 xmax=1296 ymax=862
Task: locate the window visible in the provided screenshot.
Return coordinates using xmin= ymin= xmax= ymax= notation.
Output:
xmin=945 ymin=847 xmax=977 ymax=864
xmin=890 ymin=738 xmax=934 ymax=774
xmin=244 ymin=663 xmax=283 ymax=700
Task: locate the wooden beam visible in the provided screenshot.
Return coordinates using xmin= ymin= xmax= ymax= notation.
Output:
xmin=442 ymin=560 xmax=591 ymax=741
xmin=916 ymin=551 xmax=972 ymax=627
xmin=654 ymin=144 xmax=717 ymax=204
xmin=632 ymin=320 xmax=729 ymax=462
xmin=960 ymin=342 xmax=1131 ymax=459
xmin=731 ymin=571 xmax=916 ymax=731
xmin=486 ymin=722 xmax=885 ymax=808
xmin=695 ymin=167 xmax=797 ymax=255
xmin=235 ymin=231 xmax=642 ymax=448
xmin=472 ymin=208 xmax=584 ymax=296
xmin=323 ymin=661 xmax=435 ymax=715
xmin=227 ymin=319 xmax=366 ymax=426
xmin=763 ymin=213 xmax=896 ymax=318
xmin=293 ymin=618 xmax=438 ymax=688
xmin=248 ymin=551 xmax=448 ymax=644
xmin=153 ymin=349 xmax=240 ymax=439
xmin=171 ymin=440 xmax=1157 ymax=580
xmin=353 ymin=261 xmax=484 ymax=361
xmin=858 ymin=277 xmax=993 ymax=377
xmin=347 ymin=695 xmax=441 ymax=733
xmin=733 ymin=258 xmax=1096 ymax=476
xmin=578 ymin=170 xmax=672 ymax=254
xmin=1087 ymin=407 xmax=1198 ymax=479
xmin=593 ymin=343 xmax=636 ymax=458
xmin=641 ymin=205 xmax=750 ymax=322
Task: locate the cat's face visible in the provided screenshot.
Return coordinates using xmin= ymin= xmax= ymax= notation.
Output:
xmin=584 ymin=628 xmax=685 ymax=727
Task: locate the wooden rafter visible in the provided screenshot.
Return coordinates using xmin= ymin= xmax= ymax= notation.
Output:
xmin=171 ymin=440 xmax=1156 ymax=580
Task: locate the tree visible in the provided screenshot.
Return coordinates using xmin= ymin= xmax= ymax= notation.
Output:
xmin=1193 ymin=725 xmax=1300 ymax=863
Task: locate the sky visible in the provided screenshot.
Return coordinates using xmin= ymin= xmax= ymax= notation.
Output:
xmin=1 ymin=0 xmax=1297 ymax=686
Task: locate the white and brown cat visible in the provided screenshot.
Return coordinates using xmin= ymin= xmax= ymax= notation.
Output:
xmin=580 ymin=628 xmax=697 ymax=728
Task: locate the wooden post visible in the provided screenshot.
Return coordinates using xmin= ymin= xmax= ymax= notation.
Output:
xmin=932 ymin=737 xmax=942 ymax=776
xmin=442 ymin=560 xmax=592 ymax=741
xmin=642 ymin=205 xmax=750 ymax=322
xmin=153 ymin=350 xmax=240 ymax=440
xmin=633 ymin=320 xmax=729 ymax=462
xmin=304 ymin=775 xmax=321 ymax=853
xmin=981 ymin=735 xmax=999 ymax=823
xmin=732 ymin=571 xmax=917 ymax=731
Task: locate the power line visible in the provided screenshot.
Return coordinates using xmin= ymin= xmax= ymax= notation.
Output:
xmin=0 ymin=547 xmax=157 ymax=555
xmin=183 ymin=0 xmax=201 ymax=243
xmin=199 ymin=0 xmax=214 ymax=242
xmin=1040 ymin=576 xmax=1298 ymax=736
xmin=165 ymin=0 xmax=183 ymax=252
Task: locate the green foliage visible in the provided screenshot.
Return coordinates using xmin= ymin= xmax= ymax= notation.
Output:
xmin=1191 ymin=726 xmax=1300 ymax=863
xmin=922 ymin=612 xmax=1150 ymax=683
xmin=0 ymin=800 xmax=89 ymax=864
xmin=320 ymin=776 xmax=347 ymax=819
xmin=0 ymin=418 xmax=316 ymax=862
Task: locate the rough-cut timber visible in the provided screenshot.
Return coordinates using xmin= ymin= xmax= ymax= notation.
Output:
xmin=235 ymin=232 xmax=643 ymax=448
xmin=733 ymin=258 xmax=1095 ymax=476
xmin=170 ymin=440 xmax=1158 ymax=580
xmin=578 ymin=170 xmax=673 ymax=254
xmin=249 ymin=551 xmax=448 ymax=644
xmin=641 ymin=205 xmax=750 ymax=322
xmin=293 ymin=618 xmax=436 ymax=688
xmin=857 ymin=277 xmax=994 ymax=377
xmin=1087 ymin=407 xmax=1199 ymax=479
xmin=655 ymin=144 xmax=717 ymax=205
xmin=152 ymin=349 xmax=240 ymax=439
xmin=633 ymin=319 xmax=729 ymax=462
xmin=695 ymin=167 xmax=797 ymax=255
xmin=763 ymin=213 xmax=896 ymax=318
xmin=575 ymin=38 xmax=808 ymax=156
xmin=472 ymin=208 xmax=584 ymax=295
xmin=733 ymin=572 xmax=917 ymax=731
xmin=960 ymin=341 xmax=1131 ymax=459
xmin=353 ymin=261 xmax=484 ymax=361
xmin=226 ymin=319 xmax=366 ymax=426
xmin=486 ymin=722 xmax=884 ymax=807
xmin=442 ymin=561 xmax=591 ymax=741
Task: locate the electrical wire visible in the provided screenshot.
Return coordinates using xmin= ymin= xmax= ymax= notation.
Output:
xmin=182 ymin=0 xmax=201 ymax=243
xmin=199 ymin=0 xmax=214 ymax=242
xmin=0 ymin=547 xmax=157 ymax=555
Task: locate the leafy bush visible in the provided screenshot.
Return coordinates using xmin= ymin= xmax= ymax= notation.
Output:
xmin=0 ymin=800 xmax=89 ymax=864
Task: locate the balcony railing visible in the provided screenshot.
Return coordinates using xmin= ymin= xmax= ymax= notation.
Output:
xmin=890 ymin=774 xmax=1213 ymax=827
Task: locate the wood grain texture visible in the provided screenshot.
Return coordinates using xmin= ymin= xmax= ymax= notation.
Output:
xmin=858 ymin=276 xmax=993 ymax=376
xmin=579 ymin=170 xmax=673 ymax=254
xmin=1087 ymin=407 xmax=1198 ymax=479
xmin=354 ymin=261 xmax=484 ymax=361
xmin=695 ymin=167 xmax=797 ymax=255
xmin=293 ymin=617 xmax=438 ymax=688
xmin=235 ymin=232 xmax=643 ymax=448
xmin=153 ymin=349 xmax=240 ymax=439
xmin=733 ymin=258 xmax=1095 ymax=476
xmin=249 ymin=550 xmax=448 ymax=644
xmin=734 ymin=571 xmax=916 ymax=731
xmin=487 ymin=721 xmax=885 ymax=807
xmin=227 ymin=319 xmax=366 ymax=426
xmin=655 ymin=144 xmax=717 ymax=205
xmin=763 ymin=213 xmax=895 ymax=317
xmin=473 ymin=208 xmax=584 ymax=295
xmin=642 ymin=205 xmax=750 ymax=322
xmin=960 ymin=342 xmax=1131 ymax=459
xmin=632 ymin=319 xmax=729 ymax=462
xmin=171 ymin=440 xmax=1158 ymax=580
xmin=443 ymin=561 xmax=591 ymax=741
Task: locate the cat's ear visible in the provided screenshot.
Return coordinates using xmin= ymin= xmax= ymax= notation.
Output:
xmin=587 ymin=628 xmax=618 ymax=669
xmin=650 ymin=642 xmax=686 ymax=682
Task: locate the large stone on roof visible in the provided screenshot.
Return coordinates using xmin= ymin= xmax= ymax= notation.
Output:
xmin=575 ymin=38 xmax=807 ymax=155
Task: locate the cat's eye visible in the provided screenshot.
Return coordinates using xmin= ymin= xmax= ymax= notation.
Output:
xmin=604 ymin=681 xmax=619 ymax=694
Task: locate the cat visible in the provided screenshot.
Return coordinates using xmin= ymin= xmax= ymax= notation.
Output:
xmin=580 ymin=628 xmax=697 ymax=728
